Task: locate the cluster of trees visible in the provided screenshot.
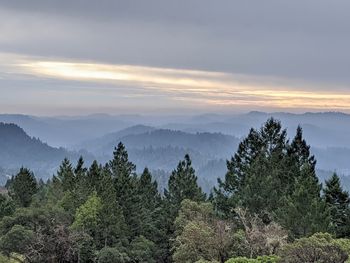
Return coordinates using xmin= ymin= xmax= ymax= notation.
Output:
xmin=0 ymin=118 xmax=350 ymax=262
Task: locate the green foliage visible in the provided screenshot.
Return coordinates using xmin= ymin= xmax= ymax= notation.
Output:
xmin=225 ymin=255 xmax=280 ymax=263
xmin=279 ymin=232 xmax=348 ymax=263
xmin=9 ymin=167 xmax=37 ymax=207
xmin=129 ymin=235 xmax=156 ymax=263
xmin=276 ymin=175 xmax=329 ymax=238
xmin=215 ymin=120 xmax=329 ymax=238
xmin=173 ymin=200 xmax=235 ymax=263
xmin=71 ymin=192 xmax=102 ymax=236
xmin=109 ymin=142 xmax=139 ymax=237
xmin=165 ymin=154 xmax=206 ymax=220
xmin=0 ymin=253 xmax=20 ymax=263
xmin=1 ymin=119 xmax=349 ymax=263
xmin=0 ymin=195 xmax=15 ymax=220
xmin=97 ymin=246 xmax=130 ymax=263
xmin=0 ymin=224 xmax=33 ymax=256
xmin=57 ymin=158 xmax=75 ymax=192
xmin=324 ymin=173 xmax=350 ymax=237
xmin=216 ymin=118 xmax=289 ymax=215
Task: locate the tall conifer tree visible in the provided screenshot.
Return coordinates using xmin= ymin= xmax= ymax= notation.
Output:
xmin=324 ymin=173 xmax=350 ymax=237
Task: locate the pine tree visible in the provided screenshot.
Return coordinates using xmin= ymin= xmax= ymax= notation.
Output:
xmin=274 ymin=126 xmax=329 ymax=238
xmin=215 ymin=118 xmax=289 ymax=217
xmin=108 ymin=142 xmax=138 ymax=239
xmin=57 ymin=158 xmax=75 ymax=192
xmin=74 ymin=156 xmax=89 ymax=206
xmin=97 ymin=165 xmax=128 ymax=247
xmin=276 ymin=166 xmax=329 ymax=238
xmin=165 ymin=154 xmax=206 ymax=212
xmin=324 ymin=173 xmax=350 ymax=237
xmin=86 ymin=160 xmax=103 ymax=192
xmin=9 ymin=167 xmax=38 ymax=207
xmin=137 ymin=168 xmax=167 ymax=260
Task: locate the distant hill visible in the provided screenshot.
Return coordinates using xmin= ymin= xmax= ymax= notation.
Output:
xmin=0 ymin=114 xmax=133 ymax=147
xmin=0 ymin=122 xmax=86 ymax=181
xmin=94 ymin=128 xmax=240 ymax=159
xmin=78 ymin=127 xmax=240 ymax=192
xmin=77 ymin=125 xmax=156 ymax=153
xmin=2 ymin=111 xmax=350 ymax=190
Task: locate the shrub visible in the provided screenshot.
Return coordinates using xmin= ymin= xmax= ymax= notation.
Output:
xmin=225 ymin=255 xmax=280 ymax=263
xmin=279 ymin=233 xmax=348 ymax=263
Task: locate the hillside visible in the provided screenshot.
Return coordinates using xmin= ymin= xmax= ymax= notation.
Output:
xmin=0 ymin=123 xmax=82 ymax=181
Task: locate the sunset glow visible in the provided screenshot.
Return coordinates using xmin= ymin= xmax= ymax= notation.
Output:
xmin=18 ymin=59 xmax=350 ymax=112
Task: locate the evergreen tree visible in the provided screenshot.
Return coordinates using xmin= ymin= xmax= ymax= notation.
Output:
xmin=276 ymin=167 xmax=329 ymax=238
xmin=57 ymin=158 xmax=75 ymax=192
xmin=136 ymin=168 xmax=162 ymax=237
xmin=275 ymin=127 xmax=329 ymax=238
xmin=108 ymin=142 xmax=138 ymax=239
xmin=215 ymin=118 xmax=289 ymax=216
xmin=0 ymin=195 xmax=15 ymax=219
xmin=9 ymin=168 xmax=37 ymax=207
xmin=324 ymin=173 xmax=350 ymax=237
xmin=86 ymin=160 xmax=103 ymax=193
xmin=288 ymin=126 xmax=316 ymax=173
xmin=97 ymin=165 xmax=128 ymax=247
xmin=286 ymin=126 xmax=318 ymax=193
xmin=165 ymin=154 xmax=206 ymax=212
xmin=163 ymin=155 xmax=206 ymax=262
xmin=74 ymin=156 xmax=89 ymax=206
xmin=137 ymin=168 xmax=167 ymax=261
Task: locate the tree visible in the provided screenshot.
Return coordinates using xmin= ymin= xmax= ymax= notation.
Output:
xmin=74 ymin=156 xmax=89 ymax=206
xmin=57 ymin=158 xmax=75 ymax=192
xmin=109 ymin=142 xmax=138 ymax=237
xmin=215 ymin=119 xmax=289 ymax=217
xmin=0 ymin=195 xmax=15 ymax=219
xmin=324 ymin=173 xmax=350 ymax=237
xmin=97 ymin=246 xmax=130 ymax=263
xmin=97 ymin=165 xmax=128 ymax=248
xmin=165 ymin=154 xmax=206 ymax=214
xmin=0 ymin=224 xmax=34 ymax=258
xmin=235 ymin=207 xmax=288 ymax=258
xmin=71 ymin=192 xmax=102 ymax=238
xmin=173 ymin=200 xmax=235 ymax=263
xmin=276 ymin=169 xmax=329 ymax=238
xmin=9 ymin=168 xmax=37 ymax=207
xmin=279 ymin=233 xmax=348 ymax=263
xmin=136 ymin=168 xmax=163 ymax=237
xmin=87 ymin=160 xmax=103 ymax=192
xmin=129 ymin=235 xmax=157 ymax=263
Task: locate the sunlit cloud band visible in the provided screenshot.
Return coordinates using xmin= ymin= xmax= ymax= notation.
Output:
xmin=9 ymin=56 xmax=350 ymax=112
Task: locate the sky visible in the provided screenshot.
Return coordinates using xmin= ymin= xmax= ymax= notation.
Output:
xmin=1 ymin=0 xmax=350 ymax=116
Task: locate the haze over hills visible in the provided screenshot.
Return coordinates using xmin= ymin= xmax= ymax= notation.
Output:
xmin=0 ymin=122 xmax=86 ymax=184
xmin=1 ymin=111 xmax=350 ymax=191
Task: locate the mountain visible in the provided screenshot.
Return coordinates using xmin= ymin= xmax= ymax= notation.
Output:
xmin=0 ymin=114 xmax=133 ymax=147
xmin=2 ymin=111 xmax=350 ymax=187
xmin=0 ymin=122 xmax=87 ymax=181
xmin=80 ymin=127 xmax=240 ymax=161
xmin=77 ymin=125 xmax=156 ymax=153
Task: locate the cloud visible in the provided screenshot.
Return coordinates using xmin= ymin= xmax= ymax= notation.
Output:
xmin=2 ymin=55 xmax=346 ymax=113
xmin=1 ymin=1 xmax=350 ymax=115
xmin=1 ymin=1 xmax=350 ymax=84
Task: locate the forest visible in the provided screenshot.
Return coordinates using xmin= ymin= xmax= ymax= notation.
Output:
xmin=0 ymin=118 xmax=350 ymax=263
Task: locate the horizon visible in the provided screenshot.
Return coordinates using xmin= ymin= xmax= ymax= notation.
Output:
xmin=1 ymin=110 xmax=350 ymax=118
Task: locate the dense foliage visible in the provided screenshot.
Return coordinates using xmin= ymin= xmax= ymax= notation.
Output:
xmin=0 ymin=118 xmax=350 ymax=262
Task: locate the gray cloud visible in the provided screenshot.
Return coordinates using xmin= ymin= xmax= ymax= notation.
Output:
xmin=1 ymin=0 xmax=350 ymax=84
xmin=1 ymin=0 xmax=350 ymax=115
